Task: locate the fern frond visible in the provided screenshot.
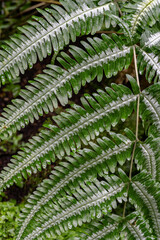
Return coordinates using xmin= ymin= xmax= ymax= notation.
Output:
xmin=135 ymin=137 xmax=160 ymax=180
xmin=0 ymin=0 xmax=115 ymax=84
xmin=0 ymin=35 xmax=132 ymax=139
xmin=61 ymin=212 xmax=155 ymax=239
xmin=86 ymin=222 xmax=120 ymax=240
xmin=71 ymin=215 xmax=122 ymax=240
xmin=141 ymin=26 xmax=160 ymax=49
xmin=130 ymin=0 xmax=160 ymax=36
xmin=18 ymin=174 xmax=127 ymax=240
xmin=54 ymin=212 xmax=155 ymax=240
xmin=130 ymin=172 xmax=160 ymax=238
xmin=0 ymin=84 xmax=136 ymax=192
xmin=1 ymin=1 xmax=160 ymax=239
xmin=137 ymin=46 xmax=160 ymax=83
xmin=124 ymin=212 xmax=156 ymax=239
xmin=17 ymin=133 xmax=133 ymax=240
xmin=107 ymin=14 xmax=133 ymax=43
xmin=140 ymin=83 xmax=160 ymax=137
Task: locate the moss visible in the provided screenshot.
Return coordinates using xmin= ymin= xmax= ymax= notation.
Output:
xmin=0 ymin=197 xmax=23 ymax=240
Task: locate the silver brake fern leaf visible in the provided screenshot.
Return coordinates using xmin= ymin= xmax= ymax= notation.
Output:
xmin=16 ymin=133 xmax=133 ymax=240
xmin=62 ymin=215 xmax=123 ymax=240
xmin=17 ymin=168 xmax=127 ymax=240
xmin=123 ymin=212 xmax=156 ymax=239
xmin=0 ymin=0 xmax=116 ymax=85
xmin=137 ymin=46 xmax=160 ymax=82
xmin=58 ymin=212 xmax=155 ymax=239
xmin=135 ymin=137 xmax=160 ymax=181
xmin=140 ymin=83 xmax=160 ymax=137
xmin=130 ymin=0 xmax=160 ymax=36
xmin=0 ymin=35 xmax=132 ymax=139
xmin=140 ymin=26 xmax=160 ymax=49
xmin=0 ymin=84 xmax=137 ymax=192
xmin=1 ymin=0 xmax=160 ymax=239
xmin=107 ymin=14 xmax=133 ymax=44
xmin=129 ymin=172 xmax=160 ymax=238
xmin=138 ymin=29 xmax=160 ymax=82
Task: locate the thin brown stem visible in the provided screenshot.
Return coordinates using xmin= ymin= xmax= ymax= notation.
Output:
xmin=123 ymin=45 xmax=141 ymax=217
xmin=114 ymin=0 xmax=122 ymax=17
xmin=17 ymin=3 xmax=46 ymax=16
xmin=96 ymin=31 xmax=124 ymax=35
xmin=133 ymin=46 xmax=140 ymax=89
xmin=30 ymin=0 xmax=61 ymax=4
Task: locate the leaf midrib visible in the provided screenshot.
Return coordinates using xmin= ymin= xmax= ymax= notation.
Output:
xmin=0 ymin=46 xmax=130 ymax=133
xmin=0 ymin=94 xmax=136 ymax=187
xmin=88 ymin=223 xmax=118 ymax=240
xmin=145 ymin=32 xmax=160 ymax=48
xmin=131 ymin=0 xmax=156 ymax=34
xmin=24 ymin=183 xmax=125 ymax=240
xmin=133 ymin=181 xmax=160 ymax=237
xmin=127 ymin=221 xmax=145 ymax=240
xmin=139 ymin=143 xmax=156 ymax=179
xmin=0 ymin=3 xmax=110 ymax=73
xmin=139 ymin=47 xmax=160 ymax=74
xmin=142 ymin=92 xmax=160 ymax=124
xmin=18 ymin=141 xmax=132 ymax=240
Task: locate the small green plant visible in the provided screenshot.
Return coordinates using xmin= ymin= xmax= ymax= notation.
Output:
xmin=0 ymin=0 xmax=160 ymax=239
xmin=0 ymin=197 xmax=22 ymax=240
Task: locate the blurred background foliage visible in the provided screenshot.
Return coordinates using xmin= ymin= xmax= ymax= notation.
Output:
xmin=0 ymin=0 xmax=60 ymax=42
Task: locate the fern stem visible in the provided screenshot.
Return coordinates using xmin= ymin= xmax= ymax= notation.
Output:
xmin=114 ymin=0 xmax=122 ymax=16
xmin=129 ymin=46 xmax=141 ymax=176
xmin=96 ymin=31 xmax=124 ymax=35
xmin=123 ymin=46 xmax=141 ymax=217
xmin=31 ymin=0 xmax=61 ymax=4
xmin=134 ymin=46 xmax=141 ymax=90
